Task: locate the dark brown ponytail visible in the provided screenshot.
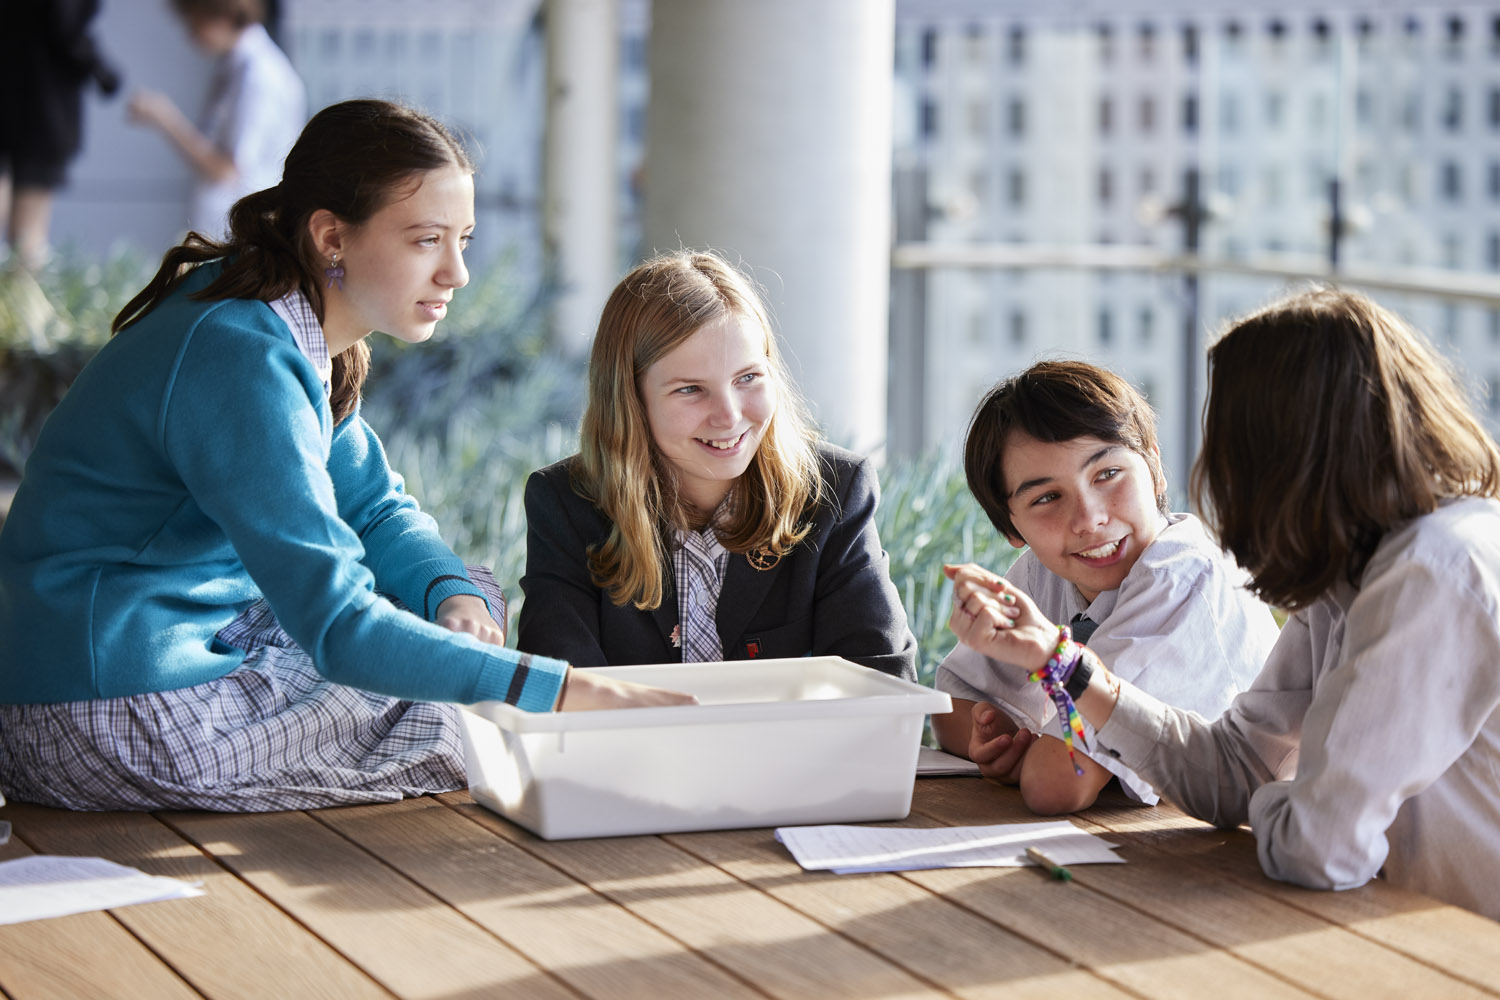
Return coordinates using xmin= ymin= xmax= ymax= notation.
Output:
xmin=113 ymin=99 xmax=472 ymax=423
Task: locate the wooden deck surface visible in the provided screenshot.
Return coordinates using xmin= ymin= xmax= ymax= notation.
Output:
xmin=3 ymin=777 xmax=1498 ymax=999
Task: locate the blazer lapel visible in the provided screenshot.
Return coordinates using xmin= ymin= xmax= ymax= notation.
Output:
xmin=716 ymin=552 xmax=781 ymax=657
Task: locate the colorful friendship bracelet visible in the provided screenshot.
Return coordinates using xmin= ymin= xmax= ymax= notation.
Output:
xmin=1027 ymin=625 xmax=1090 ymax=777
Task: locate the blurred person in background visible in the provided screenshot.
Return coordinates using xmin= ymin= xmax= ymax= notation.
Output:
xmin=0 ymin=0 xmax=120 ymax=270
xmin=129 ymin=0 xmax=304 ymax=240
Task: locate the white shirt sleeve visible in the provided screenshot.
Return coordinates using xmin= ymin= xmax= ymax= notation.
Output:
xmin=1098 ymin=503 xmax=1500 ymax=899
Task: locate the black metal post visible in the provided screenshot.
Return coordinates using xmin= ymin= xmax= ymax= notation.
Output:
xmin=1179 ymin=166 xmax=1203 ymax=495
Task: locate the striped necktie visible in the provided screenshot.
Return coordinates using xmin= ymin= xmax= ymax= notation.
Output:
xmin=1070 ymin=613 xmax=1100 ymax=645
xmin=679 ymin=531 xmax=724 ymax=663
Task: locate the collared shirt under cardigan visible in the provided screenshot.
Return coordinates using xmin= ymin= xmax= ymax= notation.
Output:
xmin=0 ymin=261 xmax=566 ymax=710
xmin=937 ymin=512 xmax=1280 ymax=803
xmin=1095 ymin=497 xmax=1500 ymax=920
xmin=517 ymin=444 xmax=919 ymax=680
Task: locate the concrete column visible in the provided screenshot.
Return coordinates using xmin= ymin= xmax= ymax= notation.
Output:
xmin=643 ymin=0 xmax=895 ymax=453
xmin=543 ymin=0 xmax=619 ymax=356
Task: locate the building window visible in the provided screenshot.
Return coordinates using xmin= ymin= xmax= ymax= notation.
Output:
xmin=1356 ymin=87 xmax=1374 ymax=128
xmin=968 ymin=99 xmax=988 ymax=139
xmin=1098 ymin=307 xmax=1113 ymax=346
xmin=1264 ymin=167 xmax=1283 ymax=206
xmin=1489 ymin=161 xmax=1500 ymax=200
xmin=1096 ymin=22 xmax=1114 ymax=64
xmin=1138 ymin=22 xmax=1156 ymax=62
xmin=1007 ymin=168 xmax=1026 ymax=206
xmin=921 ymin=28 xmax=938 ymax=70
xmin=1009 ymin=309 xmax=1027 ymax=345
xmin=1447 ymin=15 xmax=1466 ymax=60
xmin=1139 ymin=305 xmax=1155 ymax=344
xmin=1266 ymin=91 xmax=1284 ymax=129
xmin=1140 ymin=166 xmax=1157 ymax=196
xmin=1489 ymin=86 xmax=1500 ymax=129
xmin=1401 ymin=90 xmax=1422 ymax=134
xmin=1182 ymin=94 xmax=1198 ymax=134
xmin=1139 ymin=95 xmax=1156 ymax=132
xmin=1310 ymin=94 xmax=1328 ymax=131
xmin=1443 ymin=86 xmax=1463 ymax=131
xmin=1099 ymin=96 xmax=1113 ymax=135
xmin=1221 ymin=93 xmax=1240 ymax=134
xmin=1008 ymin=25 xmax=1027 ymax=65
xmin=1182 ymin=24 xmax=1198 ymax=66
xmin=1098 ymin=167 xmax=1113 ymax=205
xmin=1311 ymin=18 xmax=1333 ymax=60
xmin=1007 ymin=97 xmax=1027 ymax=137
xmin=1224 ymin=19 xmax=1244 ymax=57
xmin=1488 ymin=232 xmax=1500 ymax=271
xmin=1217 ymin=164 xmax=1239 ymax=197
xmin=969 ymin=312 xmax=988 ymax=346
xmin=964 ymin=23 xmax=986 ymax=66
xmin=969 ymin=169 xmax=989 ymax=208
xmin=920 ymin=99 xmax=938 ymax=139
xmin=1441 ymin=161 xmax=1463 ymax=201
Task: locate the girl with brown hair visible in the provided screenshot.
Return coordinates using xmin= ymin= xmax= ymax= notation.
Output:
xmin=948 ymin=286 xmax=1500 ymax=917
xmin=519 ymin=250 xmax=917 ymax=678
xmin=0 ymin=99 xmax=687 ymax=813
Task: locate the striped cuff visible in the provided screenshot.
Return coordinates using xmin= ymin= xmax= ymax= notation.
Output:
xmin=423 ymin=573 xmax=486 ymax=620
xmin=472 ymin=648 xmax=570 ymax=712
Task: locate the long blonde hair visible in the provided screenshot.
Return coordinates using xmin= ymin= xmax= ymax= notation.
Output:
xmin=574 ymin=251 xmax=823 ymax=609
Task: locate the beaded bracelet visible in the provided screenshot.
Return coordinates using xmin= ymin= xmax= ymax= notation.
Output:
xmin=1026 ymin=625 xmax=1090 ymax=777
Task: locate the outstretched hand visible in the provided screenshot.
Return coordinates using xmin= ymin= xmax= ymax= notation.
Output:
xmin=944 ymin=563 xmax=1060 ymax=672
xmin=557 ymin=668 xmax=699 ymax=711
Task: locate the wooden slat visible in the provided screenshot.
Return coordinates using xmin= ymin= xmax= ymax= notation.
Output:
xmin=916 ymin=780 xmax=1500 ymax=1000
xmin=907 ymin=779 xmax=1318 ymax=1000
xmin=1078 ymin=796 xmax=1500 ymax=996
xmin=665 ymin=822 xmax=1137 ymax=1000
xmin=318 ymin=796 xmax=764 ymax=1000
xmin=0 ymin=826 xmax=202 ymax=1000
xmin=444 ymin=795 xmax=949 ymax=1000
xmin=3 ymin=804 xmax=391 ymax=1000
xmin=162 ymin=808 xmax=577 ymax=1000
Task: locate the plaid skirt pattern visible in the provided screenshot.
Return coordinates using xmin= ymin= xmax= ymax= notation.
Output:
xmin=0 ymin=567 xmax=508 ymax=812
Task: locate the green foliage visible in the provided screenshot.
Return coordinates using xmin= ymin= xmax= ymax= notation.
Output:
xmin=0 ymin=253 xmax=154 ymax=472
xmin=873 ymin=452 xmax=1019 ymax=686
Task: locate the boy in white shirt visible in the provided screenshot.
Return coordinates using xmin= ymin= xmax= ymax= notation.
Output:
xmin=933 ymin=360 xmax=1279 ymax=814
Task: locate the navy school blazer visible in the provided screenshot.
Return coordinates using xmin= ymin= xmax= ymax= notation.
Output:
xmin=516 ymin=443 xmax=918 ymax=680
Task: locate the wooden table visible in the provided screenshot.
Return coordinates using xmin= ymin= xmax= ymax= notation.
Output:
xmin=2 ymin=777 xmax=1497 ymax=999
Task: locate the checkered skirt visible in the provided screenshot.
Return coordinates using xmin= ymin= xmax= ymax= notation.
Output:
xmin=0 ymin=568 xmax=507 ymax=812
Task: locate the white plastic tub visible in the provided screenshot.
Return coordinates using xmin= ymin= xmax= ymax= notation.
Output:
xmin=459 ymin=657 xmax=952 ymax=840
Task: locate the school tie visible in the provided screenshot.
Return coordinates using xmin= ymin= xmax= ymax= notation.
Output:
xmin=1069 ymin=613 xmax=1100 ymax=645
xmin=679 ymin=532 xmax=724 ymax=663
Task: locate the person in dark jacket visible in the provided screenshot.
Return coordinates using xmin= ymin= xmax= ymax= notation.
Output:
xmin=519 ymin=250 xmax=918 ymax=680
xmin=0 ymin=0 xmax=119 ymax=269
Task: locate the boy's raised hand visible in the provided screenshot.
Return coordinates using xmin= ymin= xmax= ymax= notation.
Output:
xmin=944 ymin=563 xmax=1060 ymax=674
xmin=968 ymin=701 xmax=1038 ymax=784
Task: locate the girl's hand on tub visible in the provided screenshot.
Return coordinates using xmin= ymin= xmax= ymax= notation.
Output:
xmin=557 ymin=668 xmax=699 ymax=711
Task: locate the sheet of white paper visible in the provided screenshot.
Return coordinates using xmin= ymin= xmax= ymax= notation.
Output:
xmin=775 ymin=820 xmax=1122 ymax=874
xmin=916 ymin=746 xmax=982 ymax=777
xmin=0 ymin=855 xmax=204 ymax=925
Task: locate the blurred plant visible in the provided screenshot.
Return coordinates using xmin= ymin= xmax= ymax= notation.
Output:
xmin=0 ymin=251 xmax=154 ymax=473
xmin=873 ymin=451 xmax=1019 ymax=687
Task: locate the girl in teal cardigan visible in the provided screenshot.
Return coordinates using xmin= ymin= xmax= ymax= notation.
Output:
xmin=0 ymin=99 xmax=688 ymax=811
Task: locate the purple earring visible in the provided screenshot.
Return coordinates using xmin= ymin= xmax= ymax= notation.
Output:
xmin=324 ymin=253 xmax=345 ymax=291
